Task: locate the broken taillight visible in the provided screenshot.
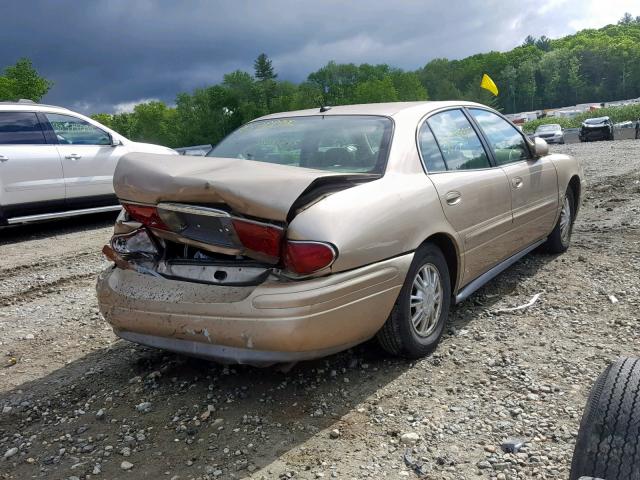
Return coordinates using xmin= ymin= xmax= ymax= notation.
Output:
xmin=283 ymin=241 xmax=336 ymax=275
xmin=111 ymin=229 xmax=158 ymax=256
xmin=231 ymin=218 xmax=283 ymax=259
xmin=122 ymin=203 xmax=168 ymax=230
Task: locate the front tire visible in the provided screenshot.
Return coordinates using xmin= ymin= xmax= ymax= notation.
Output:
xmin=544 ymin=187 xmax=575 ymax=253
xmin=377 ymin=243 xmax=451 ymax=358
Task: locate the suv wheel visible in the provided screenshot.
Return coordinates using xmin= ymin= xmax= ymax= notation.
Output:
xmin=377 ymin=243 xmax=451 ymax=358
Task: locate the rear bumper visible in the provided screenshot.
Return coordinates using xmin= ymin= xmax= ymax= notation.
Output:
xmin=96 ymin=253 xmax=413 ymax=364
xmin=580 ymin=129 xmax=610 ymax=141
xmin=536 ymin=136 xmax=563 ymax=144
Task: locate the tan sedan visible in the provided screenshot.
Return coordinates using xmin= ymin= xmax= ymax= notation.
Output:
xmin=97 ymin=101 xmax=584 ymax=365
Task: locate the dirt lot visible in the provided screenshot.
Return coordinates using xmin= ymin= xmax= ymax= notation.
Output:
xmin=1 ymin=140 xmax=639 ymax=480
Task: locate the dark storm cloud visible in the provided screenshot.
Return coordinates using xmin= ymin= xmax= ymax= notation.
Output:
xmin=0 ymin=0 xmax=633 ymax=113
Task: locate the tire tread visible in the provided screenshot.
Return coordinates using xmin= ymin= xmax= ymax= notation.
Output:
xmin=570 ymin=357 xmax=640 ymax=480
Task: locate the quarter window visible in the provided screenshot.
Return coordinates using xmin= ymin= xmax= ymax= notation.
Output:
xmin=45 ymin=113 xmax=111 ymax=145
xmin=469 ymin=109 xmax=530 ymax=165
xmin=0 ymin=112 xmax=46 ymax=144
xmin=427 ymin=110 xmax=490 ymax=171
xmin=417 ymin=122 xmax=446 ymax=172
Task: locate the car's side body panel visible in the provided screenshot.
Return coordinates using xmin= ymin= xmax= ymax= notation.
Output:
xmin=287 ymin=171 xmax=463 ymax=281
xmin=426 ymin=168 xmax=513 ymax=285
xmin=0 ymin=144 xmax=65 ymax=207
xmin=549 ymin=152 xmax=585 ymax=210
xmin=500 ymin=158 xmax=559 ymax=248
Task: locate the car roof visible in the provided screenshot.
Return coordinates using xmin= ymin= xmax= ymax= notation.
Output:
xmin=254 ymin=101 xmax=489 ymax=122
xmin=0 ymin=101 xmax=74 ymax=114
xmin=584 ymin=116 xmax=609 ymax=123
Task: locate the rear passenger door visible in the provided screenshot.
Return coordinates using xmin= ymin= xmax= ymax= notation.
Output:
xmin=44 ymin=113 xmax=119 ymax=206
xmin=418 ymin=109 xmax=514 ymax=285
xmin=0 ymin=111 xmax=65 ymax=215
xmin=468 ymin=108 xmax=558 ymax=247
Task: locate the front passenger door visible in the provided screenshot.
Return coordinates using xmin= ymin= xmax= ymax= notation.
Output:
xmin=45 ymin=113 xmax=119 ymax=207
xmin=419 ymin=109 xmax=514 ymax=286
xmin=469 ymin=108 xmax=558 ymax=248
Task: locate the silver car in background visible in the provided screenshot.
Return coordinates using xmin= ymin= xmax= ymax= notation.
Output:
xmin=534 ymin=123 xmax=564 ymax=144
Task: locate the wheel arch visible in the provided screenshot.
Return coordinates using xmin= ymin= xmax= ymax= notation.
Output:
xmin=418 ymin=232 xmax=461 ymax=296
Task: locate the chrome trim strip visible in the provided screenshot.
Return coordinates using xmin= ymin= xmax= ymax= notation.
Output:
xmin=157 ymin=202 xmax=231 ymax=218
xmin=7 ymin=205 xmax=121 ymax=224
xmin=455 ymin=238 xmax=546 ymax=304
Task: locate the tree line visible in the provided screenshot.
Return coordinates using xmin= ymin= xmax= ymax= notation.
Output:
xmin=2 ymin=14 xmax=640 ymax=147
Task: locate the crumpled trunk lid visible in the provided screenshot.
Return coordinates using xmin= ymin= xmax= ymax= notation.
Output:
xmin=114 ymin=153 xmax=376 ymax=222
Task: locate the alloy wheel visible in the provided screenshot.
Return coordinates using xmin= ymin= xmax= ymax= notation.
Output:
xmin=409 ymin=264 xmax=443 ymax=337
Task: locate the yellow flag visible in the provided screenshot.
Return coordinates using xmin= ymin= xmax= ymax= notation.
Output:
xmin=480 ymin=73 xmax=499 ymax=96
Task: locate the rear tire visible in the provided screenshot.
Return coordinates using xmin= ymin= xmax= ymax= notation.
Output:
xmin=377 ymin=243 xmax=451 ymax=358
xmin=544 ymin=187 xmax=575 ymax=253
xmin=570 ymin=357 xmax=640 ymax=480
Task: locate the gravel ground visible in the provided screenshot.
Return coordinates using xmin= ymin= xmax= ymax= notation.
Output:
xmin=0 ymin=140 xmax=639 ymax=480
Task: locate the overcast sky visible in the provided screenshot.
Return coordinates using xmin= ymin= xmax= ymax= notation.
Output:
xmin=1 ymin=0 xmax=638 ymax=114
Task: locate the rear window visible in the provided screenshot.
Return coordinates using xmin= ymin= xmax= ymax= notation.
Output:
xmin=0 ymin=112 xmax=46 ymax=144
xmin=208 ymin=115 xmax=393 ymax=174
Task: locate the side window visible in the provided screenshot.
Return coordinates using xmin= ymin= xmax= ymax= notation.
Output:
xmin=45 ymin=113 xmax=110 ymax=145
xmin=427 ymin=110 xmax=490 ymax=170
xmin=417 ymin=122 xmax=446 ymax=172
xmin=469 ymin=109 xmax=530 ymax=166
xmin=0 ymin=112 xmax=46 ymax=144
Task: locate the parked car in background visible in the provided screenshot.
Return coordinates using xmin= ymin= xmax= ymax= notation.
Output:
xmin=0 ymin=100 xmax=177 ymax=226
xmin=97 ymin=101 xmax=584 ymax=365
xmin=534 ymin=123 xmax=564 ymax=144
xmin=175 ymin=144 xmax=212 ymax=156
xmin=579 ymin=116 xmax=614 ymax=142
xmin=614 ymin=120 xmax=633 ymax=129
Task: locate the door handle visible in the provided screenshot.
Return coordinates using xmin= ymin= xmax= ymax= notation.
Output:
xmin=445 ymin=191 xmax=462 ymax=205
xmin=0 ymin=155 xmax=8 ymax=162
xmin=65 ymin=153 xmax=82 ymax=160
xmin=511 ymin=177 xmax=523 ymax=189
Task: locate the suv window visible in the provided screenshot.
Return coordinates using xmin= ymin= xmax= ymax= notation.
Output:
xmin=45 ymin=113 xmax=111 ymax=145
xmin=0 ymin=112 xmax=46 ymax=145
xmin=426 ymin=109 xmax=490 ymax=171
xmin=470 ymin=109 xmax=530 ymax=166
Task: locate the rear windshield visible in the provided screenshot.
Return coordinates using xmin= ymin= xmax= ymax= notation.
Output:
xmin=208 ymin=115 xmax=393 ymax=174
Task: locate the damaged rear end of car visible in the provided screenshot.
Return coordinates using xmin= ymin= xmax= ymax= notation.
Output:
xmin=97 ymin=113 xmax=410 ymax=365
xmin=103 ymin=154 xmax=375 ymax=286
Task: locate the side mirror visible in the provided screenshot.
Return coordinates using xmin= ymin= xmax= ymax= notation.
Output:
xmin=109 ymin=134 xmax=123 ymax=147
xmin=533 ymin=137 xmax=549 ymax=158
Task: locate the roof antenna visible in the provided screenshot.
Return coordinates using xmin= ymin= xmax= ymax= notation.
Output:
xmin=320 ymin=85 xmax=331 ymax=112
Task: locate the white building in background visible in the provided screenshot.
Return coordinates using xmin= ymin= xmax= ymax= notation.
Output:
xmin=509 ymin=96 xmax=640 ymax=124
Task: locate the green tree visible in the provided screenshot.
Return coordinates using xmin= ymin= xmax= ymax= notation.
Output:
xmin=128 ymin=101 xmax=177 ymax=146
xmin=254 ymin=53 xmax=277 ymax=81
xmin=352 ymin=76 xmax=398 ymax=104
xmin=0 ymin=58 xmax=52 ymax=101
xmin=390 ymin=71 xmax=428 ymax=101
xmin=567 ymin=56 xmax=583 ymax=104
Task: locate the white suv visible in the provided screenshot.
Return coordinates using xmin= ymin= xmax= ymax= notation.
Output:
xmin=0 ymin=100 xmax=176 ymax=225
